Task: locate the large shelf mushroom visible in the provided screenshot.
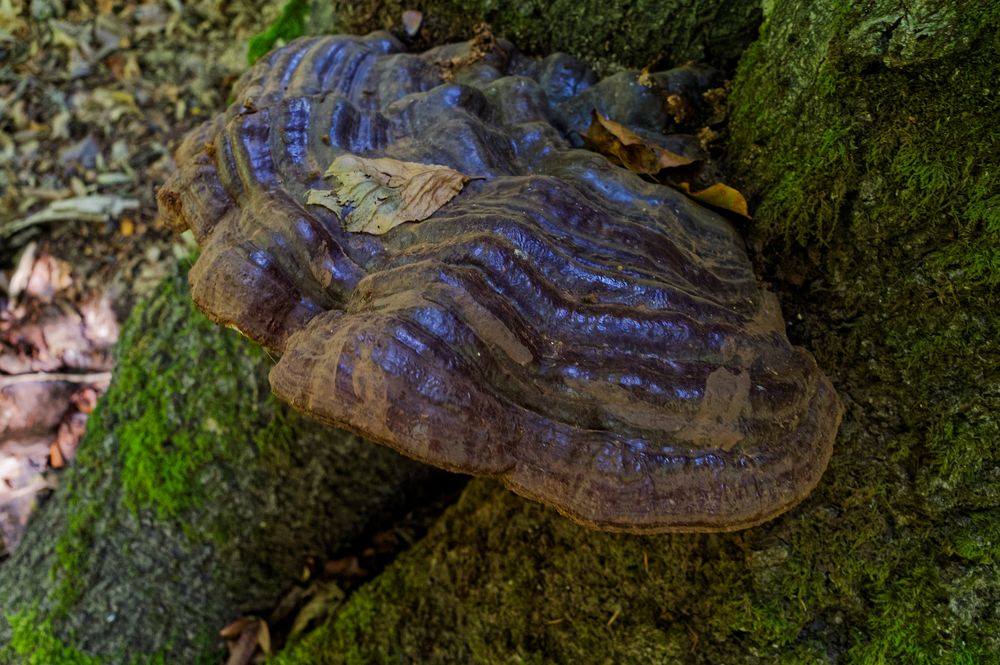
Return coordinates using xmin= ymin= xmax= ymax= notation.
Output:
xmin=157 ymin=32 xmax=843 ymax=533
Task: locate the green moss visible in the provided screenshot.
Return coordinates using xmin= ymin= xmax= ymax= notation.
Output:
xmin=46 ymin=403 xmax=116 ymax=611
xmin=725 ymin=0 xmax=1000 ymax=661
xmin=30 ymin=269 xmax=296 ymax=634
xmin=248 ymin=0 xmax=311 ymax=65
xmin=276 ymin=482 xmax=745 ymax=663
xmin=729 ymin=2 xmax=1000 ymax=290
xmin=272 ymin=473 xmax=998 ymax=664
xmin=946 ymin=510 xmax=1000 ymax=565
xmin=5 ymin=608 xmax=178 ymax=665
xmin=110 ymin=275 xmax=269 ymax=523
xmin=844 ymin=552 xmax=999 ymax=665
xmin=6 ymin=609 xmax=102 ymax=665
xmin=848 ymin=565 xmax=949 ymax=665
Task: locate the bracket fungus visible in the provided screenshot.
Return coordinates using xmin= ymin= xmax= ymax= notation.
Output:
xmin=157 ymin=32 xmax=843 ymax=533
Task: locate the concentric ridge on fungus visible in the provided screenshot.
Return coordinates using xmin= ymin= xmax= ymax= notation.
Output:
xmin=157 ymin=32 xmax=843 ymax=533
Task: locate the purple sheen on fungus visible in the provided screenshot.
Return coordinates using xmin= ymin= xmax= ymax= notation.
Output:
xmin=157 ymin=32 xmax=843 ymax=533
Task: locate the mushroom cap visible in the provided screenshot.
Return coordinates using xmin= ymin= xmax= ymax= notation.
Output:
xmin=158 ymin=32 xmax=842 ymax=533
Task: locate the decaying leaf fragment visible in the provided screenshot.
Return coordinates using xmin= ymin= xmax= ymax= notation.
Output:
xmin=306 ymin=154 xmax=474 ymax=235
xmin=304 ymin=190 xmax=341 ymax=219
xmin=436 ymin=22 xmax=502 ymax=81
xmin=584 ymin=110 xmax=694 ymax=174
xmin=677 ymin=181 xmax=751 ymax=219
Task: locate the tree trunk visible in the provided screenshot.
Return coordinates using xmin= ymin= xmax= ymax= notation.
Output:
xmin=311 ymin=0 xmax=763 ymax=73
xmin=270 ymin=1 xmax=1000 ymax=663
xmin=0 ymin=269 xmax=444 ymax=663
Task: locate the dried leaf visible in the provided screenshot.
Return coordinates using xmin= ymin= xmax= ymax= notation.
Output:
xmin=26 ymin=254 xmax=74 ymax=302
xmin=49 ymin=441 xmax=65 ymax=469
xmin=289 ymin=582 xmax=345 ymax=640
xmin=219 ymin=616 xmax=258 ymax=639
xmin=308 ymin=154 xmax=475 ymax=235
xmin=304 ymin=190 xmax=341 ymax=218
xmin=584 ymin=110 xmax=694 ymax=174
xmin=677 ymin=182 xmax=751 ymax=219
xmin=7 ymin=243 xmax=37 ymax=302
xmin=257 ymin=620 xmax=272 ymax=655
xmin=402 ymin=10 xmax=423 ymax=37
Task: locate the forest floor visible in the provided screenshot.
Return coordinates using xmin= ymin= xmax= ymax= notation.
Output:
xmin=0 ymin=0 xmax=283 ymax=563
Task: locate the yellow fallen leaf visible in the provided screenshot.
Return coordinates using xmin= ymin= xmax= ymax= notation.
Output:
xmin=584 ymin=110 xmax=695 ymax=174
xmin=257 ymin=620 xmax=272 ymax=655
xmin=677 ymin=182 xmax=751 ymax=219
xmin=306 ymin=154 xmax=475 ymax=235
xmin=304 ymin=189 xmax=341 ymax=218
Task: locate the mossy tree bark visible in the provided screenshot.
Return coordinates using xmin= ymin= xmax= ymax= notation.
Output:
xmin=0 ymin=270 xmax=443 ymax=663
xmin=310 ymin=0 xmax=763 ymax=73
xmin=272 ymin=1 xmax=1000 ymax=663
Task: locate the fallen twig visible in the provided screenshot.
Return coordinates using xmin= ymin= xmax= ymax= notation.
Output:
xmin=0 ymin=195 xmax=139 ymax=238
xmin=0 ymin=477 xmax=58 ymax=506
xmin=0 ymin=371 xmax=112 ymax=387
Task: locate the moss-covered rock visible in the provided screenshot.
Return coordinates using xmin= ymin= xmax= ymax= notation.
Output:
xmin=0 ymin=268 xmax=441 ymax=664
xmin=273 ymin=0 xmax=1000 ymax=663
xmin=310 ymin=0 xmax=763 ymax=73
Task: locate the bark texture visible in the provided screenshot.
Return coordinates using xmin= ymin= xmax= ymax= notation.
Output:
xmin=272 ymin=0 xmax=1000 ymax=663
xmin=0 ymin=269 xmax=441 ymax=663
xmin=310 ymin=0 xmax=763 ymax=73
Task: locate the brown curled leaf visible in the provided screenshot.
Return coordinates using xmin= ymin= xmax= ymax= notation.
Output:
xmin=584 ymin=110 xmax=695 ymax=174
xmin=677 ymin=181 xmax=751 ymax=219
xmin=307 ymin=154 xmax=475 ymax=235
xmin=219 ymin=616 xmax=258 ymax=639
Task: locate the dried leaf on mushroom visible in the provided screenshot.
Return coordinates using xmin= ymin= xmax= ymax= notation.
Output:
xmin=584 ymin=110 xmax=694 ymax=174
xmin=307 ymin=155 xmax=477 ymax=235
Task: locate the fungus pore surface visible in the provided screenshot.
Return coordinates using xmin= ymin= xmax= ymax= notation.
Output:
xmin=157 ymin=32 xmax=843 ymax=533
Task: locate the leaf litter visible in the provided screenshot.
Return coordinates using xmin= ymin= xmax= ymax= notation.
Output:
xmin=0 ymin=0 xmax=295 ymax=561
